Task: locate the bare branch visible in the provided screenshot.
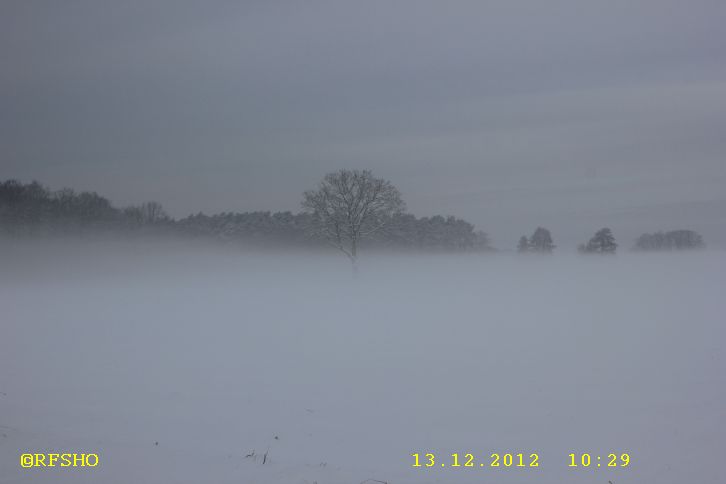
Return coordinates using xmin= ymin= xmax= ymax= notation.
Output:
xmin=301 ymin=169 xmax=404 ymax=265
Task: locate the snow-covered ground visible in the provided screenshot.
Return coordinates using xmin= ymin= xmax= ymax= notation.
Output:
xmin=2 ymin=242 xmax=725 ymax=484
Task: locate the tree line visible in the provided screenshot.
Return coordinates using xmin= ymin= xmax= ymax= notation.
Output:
xmin=0 ymin=176 xmax=491 ymax=254
xmin=0 ymin=179 xmax=173 ymax=235
xmin=633 ymin=230 xmax=705 ymax=251
xmin=0 ymin=173 xmax=706 ymax=261
xmin=516 ymin=225 xmax=703 ymax=254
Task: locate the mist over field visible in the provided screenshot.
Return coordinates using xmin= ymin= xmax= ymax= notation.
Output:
xmin=2 ymin=241 xmax=724 ymax=484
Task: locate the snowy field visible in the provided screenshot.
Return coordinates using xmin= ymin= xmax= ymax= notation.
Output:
xmin=1 ymin=242 xmax=725 ymax=484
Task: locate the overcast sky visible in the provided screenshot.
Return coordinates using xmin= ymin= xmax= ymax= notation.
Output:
xmin=2 ymin=0 xmax=725 ymax=247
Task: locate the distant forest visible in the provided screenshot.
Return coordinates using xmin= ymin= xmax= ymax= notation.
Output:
xmin=0 ymin=179 xmax=492 ymax=252
xmin=0 ymin=179 xmax=706 ymax=253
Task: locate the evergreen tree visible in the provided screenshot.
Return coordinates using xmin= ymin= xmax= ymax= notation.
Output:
xmin=517 ymin=235 xmax=529 ymax=253
xmin=581 ymin=227 xmax=617 ymax=254
xmin=529 ymin=227 xmax=555 ymax=253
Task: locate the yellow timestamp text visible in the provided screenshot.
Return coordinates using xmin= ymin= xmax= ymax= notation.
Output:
xmin=412 ymin=452 xmax=540 ymax=468
xmin=568 ymin=452 xmax=630 ymax=468
xmin=411 ymin=452 xmax=632 ymax=470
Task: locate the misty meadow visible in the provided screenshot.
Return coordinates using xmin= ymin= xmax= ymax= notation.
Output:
xmin=2 ymin=239 xmax=725 ymax=484
xmin=1 ymin=171 xmax=723 ymax=484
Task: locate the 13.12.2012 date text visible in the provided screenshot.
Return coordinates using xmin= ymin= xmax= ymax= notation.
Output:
xmin=412 ymin=452 xmax=539 ymax=468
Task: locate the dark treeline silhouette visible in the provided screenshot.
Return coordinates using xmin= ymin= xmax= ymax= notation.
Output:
xmin=0 ymin=179 xmax=172 ymax=235
xmin=370 ymin=213 xmax=491 ymax=251
xmin=0 ymin=179 xmax=492 ymax=252
xmin=517 ymin=227 xmax=556 ymax=253
xmin=634 ymin=230 xmax=705 ymax=251
xmin=176 ymin=211 xmax=315 ymax=247
xmin=578 ymin=227 xmax=618 ymax=254
xmin=176 ymin=211 xmax=491 ymax=251
xmin=3 ymin=179 xmax=707 ymax=253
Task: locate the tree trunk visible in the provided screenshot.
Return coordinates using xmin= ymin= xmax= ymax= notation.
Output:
xmin=350 ymin=239 xmax=358 ymax=276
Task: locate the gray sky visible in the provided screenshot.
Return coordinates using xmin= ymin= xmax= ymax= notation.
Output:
xmin=2 ymin=0 xmax=725 ymax=248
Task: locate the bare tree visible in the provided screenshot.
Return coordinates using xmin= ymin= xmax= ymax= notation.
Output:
xmin=302 ymin=169 xmax=405 ymax=269
xmin=139 ymin=201 xmax=168 ymax=224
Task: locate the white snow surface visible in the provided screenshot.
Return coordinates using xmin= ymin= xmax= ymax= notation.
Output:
xmin=1 ymin=241 xmax=725 ymax=484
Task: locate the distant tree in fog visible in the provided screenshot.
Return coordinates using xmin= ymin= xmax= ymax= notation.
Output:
xmin=579 ymin=227 xmax=617 ymax=254
xmin=302 ymin=169 xmax=405 ymax=268
xmin=634 ymin=230 xmax=704 ymax=251
xmin=517 ymin=235 xmax=529 ymax=253
xmin=528 ymin=227 xmax=555 ymax=253
xmin=122 ymin=206 xmax=144 ymax=226
xmin=139 ymin=202 xmax=168 ymax=224
xmin=120 ymin=201 xmax=168 ymax=226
